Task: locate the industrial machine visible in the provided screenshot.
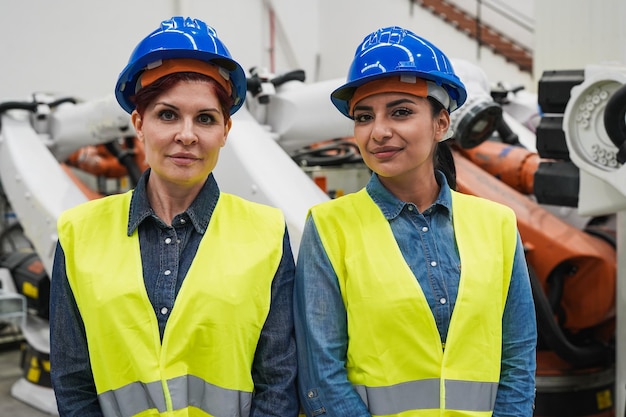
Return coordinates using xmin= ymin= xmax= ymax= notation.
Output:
xmin=0 ymin=59 xmax=623 ymax=416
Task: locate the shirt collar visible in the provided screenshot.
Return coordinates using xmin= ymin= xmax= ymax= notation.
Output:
xmin=127 ymin=169 xmax=219 ymax=235
xmin=365 ymin=170 xmax=453 ymax=220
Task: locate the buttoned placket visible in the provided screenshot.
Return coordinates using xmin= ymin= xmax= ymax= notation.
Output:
xmin=155 ymin=219 xmax=186 ymax=325
xmin=406 ymin=203 xmax=451 ymax=341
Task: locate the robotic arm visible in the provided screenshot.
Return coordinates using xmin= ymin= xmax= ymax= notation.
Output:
xmin=0 ymin=94 xmax=139 ymax=415
xmin=562 ymin=63 xmax=626 ymax=417
xmin=563 ymin=64 xmax=626 ymax=215
xmin=0 ymin=95 xmax=133 ymax=274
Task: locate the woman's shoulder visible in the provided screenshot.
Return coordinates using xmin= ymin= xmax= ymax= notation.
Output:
xmin=452 ymin=190 xmax=514 ymax=214
xmin=451 ymin=190 xmax=517 ymax=232
xmin=311 ymin=189 xmax=366 ymax=212
xmin=60 ymin=191 xmax=131 ymax=222
xmin=219 ymin=192 xmax=284 ymax=223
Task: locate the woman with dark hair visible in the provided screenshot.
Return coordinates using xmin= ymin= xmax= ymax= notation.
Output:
xmin=294 ymin=26 xmax=537 ymax=417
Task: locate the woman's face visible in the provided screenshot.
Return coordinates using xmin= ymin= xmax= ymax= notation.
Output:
xmin=131 ymin=80 xmax=231 ymax=189
xmin=352 ymin=92 xmax=449 ymax=182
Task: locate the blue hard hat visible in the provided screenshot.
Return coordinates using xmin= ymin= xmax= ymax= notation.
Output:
xmin=331 ymin=26 xmax=467 ymax=118
xmin=115 ymin=16 xmax=247 ymax=115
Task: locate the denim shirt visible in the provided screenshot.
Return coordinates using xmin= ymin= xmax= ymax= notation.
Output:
xmin=294 ymin=172 xmax=537 ymax=417
xmin=50 ymin=171 xmax=299 ymax=417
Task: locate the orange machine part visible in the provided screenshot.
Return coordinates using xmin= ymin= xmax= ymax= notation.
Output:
xmin=456 ymin=140 xmax=541 ymax=195
xmin=62 ymin=138 xmax=148 ymax=201
xmin=452 ymin=149 xmax=616 ymax=334
xmin=65 ymin=139 xmax=148 ymax=178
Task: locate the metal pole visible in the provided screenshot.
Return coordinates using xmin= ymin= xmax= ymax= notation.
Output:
xmin=617 ymin=210 xmax=626 ymax=417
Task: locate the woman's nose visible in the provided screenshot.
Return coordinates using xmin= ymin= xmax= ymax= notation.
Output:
xmin=371 ymin=119 xmax=392 ymax=142
xmin=175 ymin=118 xmax=198 ymax=145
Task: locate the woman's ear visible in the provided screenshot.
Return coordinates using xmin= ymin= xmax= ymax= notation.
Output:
xmin=222 ymin=118 xmax=232 ymax=147
xmin=435 ymin=110 xmax=451 ymax=142
xmin=131 ymin=110 xmax=144 ymax=141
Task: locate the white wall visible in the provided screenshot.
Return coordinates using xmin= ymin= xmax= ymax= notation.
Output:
xmin=533 ymin=0 xmax=626 ymax=76
xmin=0 ymin=0 xmax=270 ymax=100
xmin=0 ymin=0 xmax=534 ymax=103
xmin=2 ymin=0 xmax=623 ymax=102
xmin=1 ymin=0 xmax=171 ymax=100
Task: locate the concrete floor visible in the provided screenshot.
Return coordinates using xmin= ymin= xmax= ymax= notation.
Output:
xmin=0 ymin=330 xmax=53 ymax=417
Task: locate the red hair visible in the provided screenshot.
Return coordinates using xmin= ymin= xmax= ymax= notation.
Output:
xmin=131 ymin=72 xmax=234 ymax=121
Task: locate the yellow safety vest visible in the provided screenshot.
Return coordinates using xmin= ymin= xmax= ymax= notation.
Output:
xmin=58 ymin=190 xmax=285 ymax=417
xmin=310 ymin=188 xmax=517 ymax=417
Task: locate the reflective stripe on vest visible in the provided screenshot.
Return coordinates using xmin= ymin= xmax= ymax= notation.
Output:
xmin=99 ymin=375 xmax=252 ymax=417
xmin=354 ymin=379 xmax=498 ymax=414
xmin=310 ymin=188 xmax=517 ymax=416
xmin=58 ymin=190 xmax=284 ymax=417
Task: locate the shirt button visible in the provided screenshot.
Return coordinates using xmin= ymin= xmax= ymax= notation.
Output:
xmin=160 ymin=307 xmax=168 ymax=315
xmin=408 ymin=206 xmax=414 ymax=211
xmin=422 ymin=226 xmax=428 ymax=232
xmin=165 ymin=237 xmax=172 ymax=244
xmin=164 ymin=270 xmax=171 ymax=276
xmin=307 ymin=391 xmax=315 ymax=398
xmin=180 ymin=218 xmax=186 ymax=224
xmin=440 ymin=298 xmax=447 ymax=304
xmin=431 ymin=261 xmax=437 ymax=267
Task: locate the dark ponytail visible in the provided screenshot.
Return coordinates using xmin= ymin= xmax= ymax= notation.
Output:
xmin=435 ymin=141 xmax=456 ymax=190
xmin=427 ymin=96 xmax=457 ymax=190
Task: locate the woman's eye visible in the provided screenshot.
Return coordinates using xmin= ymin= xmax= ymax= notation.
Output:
xmin=197 ymin=114 xmax=214 ymax=124
xmin=158 ymin=110 xmax=177 ymax=121
xmin=392 ymin=107 xmax=412 ymax=117
xmin=354 ymin=113 xmax=372 ymax=123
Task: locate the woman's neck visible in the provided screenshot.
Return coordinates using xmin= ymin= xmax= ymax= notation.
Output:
xmin=146 ymin=176 xmax=202 ymax=225
xmin=380 ymin=171 xmax=440 ymax=213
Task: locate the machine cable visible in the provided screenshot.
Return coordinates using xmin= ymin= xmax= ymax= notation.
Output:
xmin=291 ymin=138 xmax=363 ymax=167
xmin=103 ymin=137 xmax=144 ymax=187
xmin=529 ymin=263 xmax=614 ymax=368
